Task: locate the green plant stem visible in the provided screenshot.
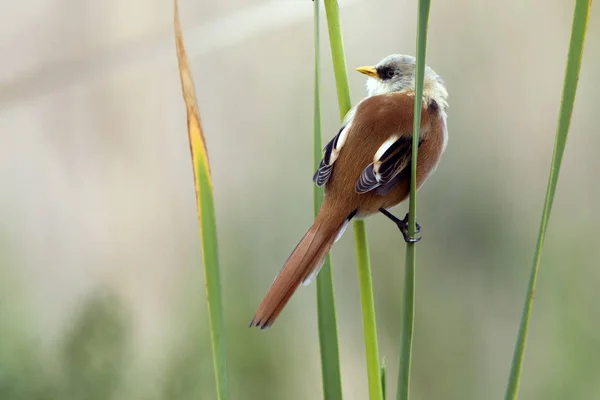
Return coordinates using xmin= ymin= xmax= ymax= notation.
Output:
xmin=324 ymin=0 xmax=351 ymax=115
xmin=313 ymin=1 xmax=344 ymax=398
xmin=397 ymin=1 xmax=431 ymax=399
xmin=381 ymin=358 xmax=387 ymax=399
xmin=504 ymin=1 xmax=591 ymax=399
xmin=398 ymin=244 xmax=415 ymax=400
xmin=354 ymin=222 xmax=383 ymax=400
xmin=323 ymin=1 xmax=382 ymax=399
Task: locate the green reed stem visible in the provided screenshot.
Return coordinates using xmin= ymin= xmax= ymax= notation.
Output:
xmin=504 ymin=1 xmax=591 ymax=398
xmin=314 ymin=1 xmax=344 ymax=399
xmin=397 ymin=1 xmax=430 ymax=399
xmin=323 ymin=1 xmax=382 ymax=399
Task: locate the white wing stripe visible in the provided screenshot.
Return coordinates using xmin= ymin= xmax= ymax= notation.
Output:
xmin=374 ymin=135 xmax=400 ymax=162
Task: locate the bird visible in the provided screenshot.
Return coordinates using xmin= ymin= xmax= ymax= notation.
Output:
xmin=251 ymin=54 xmax=449 ymax=329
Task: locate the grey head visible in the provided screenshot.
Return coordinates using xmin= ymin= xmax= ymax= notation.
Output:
xmin=356 ymin=54 xmax=448 ymax=111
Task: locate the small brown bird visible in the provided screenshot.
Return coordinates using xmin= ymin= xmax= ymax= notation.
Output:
xmin=251 ymin=54 xmax=449 ymax=329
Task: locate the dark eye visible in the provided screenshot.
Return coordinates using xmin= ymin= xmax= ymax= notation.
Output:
xmin=386 ymin=69 xmax=396 ymax=79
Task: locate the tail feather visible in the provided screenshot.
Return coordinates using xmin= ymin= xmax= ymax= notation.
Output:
xmin=251 ymin=207 xmax=352 ymax=329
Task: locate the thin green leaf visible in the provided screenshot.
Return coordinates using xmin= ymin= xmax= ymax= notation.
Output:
xmin=174 ymin=1 xmax=229 ymax=398
xmin=314 ymin=1 xmax=344 ymax=399
xmin=397 ymin=1 xmax=431 ymax=399
xmin=504 ymin=1 xmax=591 ymax=399
xmin=323 ymin=3 xmax=382 ymax=399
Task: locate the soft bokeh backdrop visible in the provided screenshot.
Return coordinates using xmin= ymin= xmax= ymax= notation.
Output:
xmin=1 ymin=0 xmax=599 ymax=399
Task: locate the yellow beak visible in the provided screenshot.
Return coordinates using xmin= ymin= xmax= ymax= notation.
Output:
xmin=356 ymin=66 xmax=378 ymax=79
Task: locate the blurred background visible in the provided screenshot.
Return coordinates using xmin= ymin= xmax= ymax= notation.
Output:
xmin=1 ymin=0 xmax=599 ymax=399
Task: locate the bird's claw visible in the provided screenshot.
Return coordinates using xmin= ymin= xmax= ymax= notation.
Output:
xmin=397 ymin=213 xmax=422 ymax=243
xmin=398 ymin=225 xmax=422 ymax=243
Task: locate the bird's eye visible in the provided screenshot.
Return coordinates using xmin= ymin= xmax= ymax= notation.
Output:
xmin=377 ymin=67 xmax=398 ymax=80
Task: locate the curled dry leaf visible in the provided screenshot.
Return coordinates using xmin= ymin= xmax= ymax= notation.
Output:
xmin=174 ymin=0 xmax=212 ymax=190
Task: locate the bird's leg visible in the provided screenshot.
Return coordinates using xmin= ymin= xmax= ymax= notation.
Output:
xmin=379 ymin=208 xmax=421 ymax=243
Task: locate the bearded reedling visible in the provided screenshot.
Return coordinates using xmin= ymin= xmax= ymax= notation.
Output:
xmin=251 ymin=54 xmax=449 ymax=329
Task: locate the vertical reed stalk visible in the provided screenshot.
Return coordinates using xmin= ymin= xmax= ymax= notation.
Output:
xmin=314 ymin=1 xmax=344 ymax=398
xmin=397 ymin=1 xmax=431 ymax=399
xmin=504 ymin=1 xmax=591 ymax=398
xmin=323 ymin=1 xmax=382 ymax=399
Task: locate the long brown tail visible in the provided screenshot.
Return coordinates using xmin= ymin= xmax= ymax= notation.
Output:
xmin=250 ymin=204 xmax=352 ymax=329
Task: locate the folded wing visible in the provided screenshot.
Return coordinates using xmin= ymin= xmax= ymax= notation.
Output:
xmin=356 ymin=135 xmax=421 ymax=194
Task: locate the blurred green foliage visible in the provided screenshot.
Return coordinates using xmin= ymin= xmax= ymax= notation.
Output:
xmin=61 ymin=292 xmax=128 ymax=400
xmin=0 ymin=290 xmax=128 ymax=400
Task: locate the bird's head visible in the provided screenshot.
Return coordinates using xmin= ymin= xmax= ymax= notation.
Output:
xmin=356 ymin=54 xmax=448 ymax=111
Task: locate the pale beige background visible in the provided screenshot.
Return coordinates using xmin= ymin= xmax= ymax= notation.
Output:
xmin=1 ymin=1 xmax=599 ymax=399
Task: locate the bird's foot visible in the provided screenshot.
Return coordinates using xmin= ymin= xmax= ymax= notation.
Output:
xmin=379 ymin=209 xmax=422 ymax=243
xmin=396 ymin=213 xmax=421 ymax=243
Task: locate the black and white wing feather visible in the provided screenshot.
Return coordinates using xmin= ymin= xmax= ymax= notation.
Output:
xmin=356 ymin=136 xmax=421 ymax=194
xmin=313 ymin=107 xmax=356 ymax=187
xmin=313 ymin=127 xmax=343 ymax=186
